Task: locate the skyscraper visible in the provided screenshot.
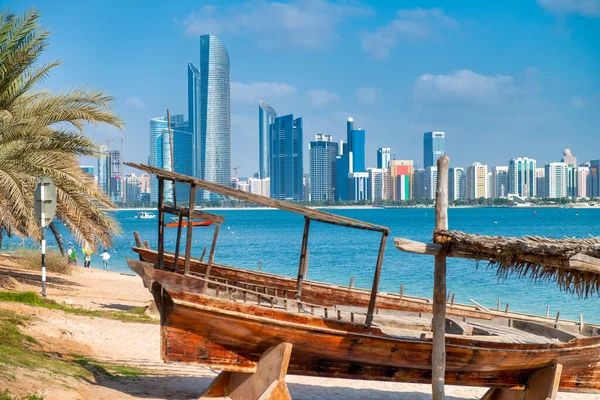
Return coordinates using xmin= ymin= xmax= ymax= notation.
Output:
xmin=309 ymin=134 xmax=338 ymax=201
xmin=97 ymin=145 xmax=109 ymax=195
xmin=109 ymin=150 xmax=122 ymax=203
xmin=491 ymin=166 xmax=509 ymax=199
xmin=335 ymin=152 xmax=352 ymax=201
xmin=466 ymin=162 xmax=488 ymax=199
xmin=545 ymin=162 xmax=568 ymax=198
xmin=187 ymin=61 xmax=200 ymax=176
xmin=197 ymin=34 xmax=231 ymax=198
xmin=259 ymin=101 xmax=277 ymax=179
xmin=171 ymin=115 xmax=193 ymax=201
xmin=348 ymin=128 xmax=366 ymax=172
xmin=449 ymin=167 xmax=465 ymax=200
xmin=270 ymin=114 xmax=303 ymax=201
xmin=508 ymin=157 xmax=536 ymax=198
xmin=389 ymin=160 xmax=414 ymax=201
xmin=149 ymin=117 xmax=174 ymax=203
xmin=377 ymin=148 xmax=391 ymax=169
xmin=535 ymin=168 xmax=546 ymax=198
xmin=578 ymin=165 xmax=590 ymax=198
xmin=367 ymin=168 xmax=385 ymax=201
xmin=423 ymin=131 xmax=445 ymax=169
xmin=590 ymin=160 xmax=600 ymax=198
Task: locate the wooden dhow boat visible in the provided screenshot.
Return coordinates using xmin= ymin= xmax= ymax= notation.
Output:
xmin=125 ymin=162 xmax=600 ymax=399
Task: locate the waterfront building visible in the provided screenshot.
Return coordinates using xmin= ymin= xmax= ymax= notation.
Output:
xmin=561 ymin=149 xmax=578 ymax=197
xmin=139 ymin=174 xmax=151 ymax=195
xmin=412 ymin=168 xmax=426 ymax=200
xmin=345 ymin=118 xmax=353 ymax=155
xmin=335 ymin=152 xmax=352 ymax=200
xmin=97 ymin=145 xmax=109 ymax=195
xmin=309 ymin=134 xmax=338 ymax=201
xmin=466 ymin=162 xmax=488 ymax=199
xmin=491 ymin=166 xmax=509 ymax=199
xmin=171 ymin=115 xmax=192 ymax=201
xmin=270 ymin=114 xmax=303 ymax=201
xmin=588 ymin=160 xmax=600 ymax=198
xmin=196 ymin=34 xmax=231 ymax=199
xmin=303 ymin=174 xmax=311 ymax=202
xmin=424 ymin=166 xmax=438 ymax=200
xmin=377 ymin=148 xmax=391 ymax=169
xmin=237 ymin=180 xmax=249 ymax=192
xmin=348 ymin=172 xmax=368 ymax=201
xmin=535 ymin=168 xmax=546 ymax=198
xmin=261 ymin=178 xmax=270 ymax=197
xmin=248 ymin=178 xmax=262 ymax=195
xmin=348 ymin=128 xmax=365 ymax=172
xmin=545 ymin=162 xmax=568 ymax=198
xmin=124 ymin=173 xmax=142 ymax=203
xmin=578 ymin=165 xmax=590 ymax=198
xmin=449 ymin=167 xmax=465 ymax=200
xmin=109 ymin=150 xmax=122 ymax=203
xmin=367 ymin=168 xmax=385 ymax=201
xmin=423 ymin=131 xmax=445 ymax=169
xmin=561 ymin=149 xmax=577 ymax=167
xmin=389 ymin=160 xmax=414 ymax=201
xmin=149 ymin=117 xmax=176 ymax=203
xmin=508 ymin=157 xmax=536 ymax=198
xmin=188 ymin=61 xmax=200 ymax=173
xmin=259 ymin=101 xmax=277 ymax=179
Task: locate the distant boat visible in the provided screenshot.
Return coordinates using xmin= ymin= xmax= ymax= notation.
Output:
xmin=135 ymin=211 xmax=156 ymax=219
xmin=165 ymin=218 xmax=214 ymax=228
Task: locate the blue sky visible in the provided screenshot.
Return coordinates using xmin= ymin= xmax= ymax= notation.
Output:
xmin=8 ymin=0 xmax=600 ymax=176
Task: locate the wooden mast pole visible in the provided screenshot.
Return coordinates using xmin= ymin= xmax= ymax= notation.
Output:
xmin=295 ymin=217 xmax=311 ymax=300
xmin=365 ymin=230 xmax=388 ymax=327
xmin=432 ymin=155 xmax=449 ymax=400
xmin=157 ymin=178 xmax=165 ymax=270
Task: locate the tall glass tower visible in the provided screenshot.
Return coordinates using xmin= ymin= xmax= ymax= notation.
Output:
xmin=309 ymin=134 xmax=338 ymax=201
xmin=198 ymin=34 xmax=231 ymax=198
xmin=423 ymin=131 xmax=445 ymax=169
xmin=259 ymin=100 xmax=277 ymax=179
xmin=187 ymin=62 xmax=200 ymax=177
xmin=270 ymin=114 xmax=303 ymax=201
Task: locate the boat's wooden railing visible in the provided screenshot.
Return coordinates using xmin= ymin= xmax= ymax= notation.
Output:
xmin=200 ymin=275 xmax=369 ymax=324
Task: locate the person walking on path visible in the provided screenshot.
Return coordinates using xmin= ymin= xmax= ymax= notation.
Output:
xmin=101 ymin=250 xmax=110 ymax=271
xmin=67 ymin=246 xmax=74 ymax=265
xmin=69 ymin=247 xmax=77 ymax=266
xmin=83 ymin=248 xmax=93 ymax=268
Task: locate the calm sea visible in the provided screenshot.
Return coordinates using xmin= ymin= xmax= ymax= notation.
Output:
xmin=5 ymin=207 xmax=600 ymax=322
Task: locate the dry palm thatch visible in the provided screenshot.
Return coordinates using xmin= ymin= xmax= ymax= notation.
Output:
xmin=0 ymin=9 xmax=122 ymax=252
xmin=434 ymin=229 xmax=600 ymax=298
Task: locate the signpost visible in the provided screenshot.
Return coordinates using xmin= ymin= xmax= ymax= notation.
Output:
xmin=34 ymin=177 xmax=56 ymax=297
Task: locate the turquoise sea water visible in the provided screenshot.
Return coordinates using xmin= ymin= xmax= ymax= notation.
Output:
xmin=5 ymin=207 xmax=600 ymax=323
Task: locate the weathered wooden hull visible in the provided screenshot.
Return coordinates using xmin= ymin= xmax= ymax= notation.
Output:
xmin=133 ymin=247 xmax=596 ymax=331
xmin=130 ymin=260 xmax=600 ymax=393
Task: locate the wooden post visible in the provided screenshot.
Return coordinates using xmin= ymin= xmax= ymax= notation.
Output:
xmin=258 ymin=260 xmax=263 ymax=271
xmin=349 ymin=276 xmax=355 ymax=288
xmin=400 ymin=283 xmax=404 ymax=296
xmin=546 ymin=305 xmax=550 ymax=318
xmin=133 ymin=231 xmax=142 ymax=247
xmin=143 ymin=240 xmax=149 ymax=249
xmin=365 ymin=231 xmax=388 ymax=327
xmin=157 ymin=178 xmax=165 ymax=270
xmin=184 ymin=185 xmax=196 ymax=275
xmin=580 ymin=313 xmax=584 ymax=333
xmin=295 ymin=217 xmax=311 ymax=300
xmin=202 ymin=221 xmax=221 ymax=292
xmin=173 ymin=214 xmax=183 ymax=272
xmin=432 ymin=155 xmax=449 ymax=400
xmin=200 ymin=247 xmax=207 ymax=262
xmin=497 ymin=297 xmax=501 ymax=311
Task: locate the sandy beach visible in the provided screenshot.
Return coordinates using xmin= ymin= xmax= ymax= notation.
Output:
xmin=0 ymin=257 xmax=596 ymax=400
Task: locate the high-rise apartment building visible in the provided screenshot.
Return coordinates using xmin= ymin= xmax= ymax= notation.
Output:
xmin=413 ymin=168 xmax=426 ymax=200
xmin=590 ymin=160 xmax=600 ymax=198
xmin=425 ymin=166 xmax=438 ymax=200
xmin=491 ymin=166 xmax=509 ymax=199
xmin=259 ymin=101 xmax=277 ymax=179
xmin=423 ymin=131 xmax=445 ymax=169
xmin=466 ymin=162 xmax=488 ymax=199
xmin=348 ymin=172 xmax=368 ymax=200
xmin=123 ymin=173 xmax=142 ymax=203
xmin=195 ymin=34 xmax=231 ymax=199
xmin=535 ymin=168 xmax=546 ymax=198
xmin=97 ymin=145 xmax=109 ymax=195
xmin=309 ymin=134 xmax=338 ymax=201
xmin=389 ymin=160 xmax=414 ymax=201
xmin=578 ymin=165 xmax=590 ymax=198
xmin=109 ymin=150 xmax=122 ymax=203
xmin=448 ymin=167 xmax=465 ymax=200
xmin=377 ymin=148 xmax=391 ymax=169
xmin=149 ymin=117 xmax=175 ymax=203
xmin=367 ymin=168 xmax=385 ymax=201
xmin=508 ymin=157 xmax=536 ymax=198
xmin=270 ymin=114 xmax=303 ymax=201
xmin=335 ymin=152 xmax=352 ymax=201
xmin=348 ymin=128 xmax=366 ymax=172
xmin=171 ymin=115 xmax=192 ymax=201
xmin=561 ymin=149 xmax=578 ymax=197
xmin=545 ymin=162 xmax=568 ymax=198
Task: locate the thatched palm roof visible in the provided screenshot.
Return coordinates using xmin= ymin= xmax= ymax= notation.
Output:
xmin=433 ymin=229 xmax=600 ymax=298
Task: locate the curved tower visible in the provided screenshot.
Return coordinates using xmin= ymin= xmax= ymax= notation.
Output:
xmin=259 ymin=100 xmax=277 ymax=179
xmin=198 ymin=34 xmax=230 ymax=198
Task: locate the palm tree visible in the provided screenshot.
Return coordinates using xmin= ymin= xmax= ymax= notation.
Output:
xmin=0 ymin=9 xmax=123 ymax=252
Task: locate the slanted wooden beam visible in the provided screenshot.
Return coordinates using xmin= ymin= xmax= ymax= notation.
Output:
xmin=162 ymin=204 xmax=225 ymax=224
xmin=569 ymin=253 xmax=600 ymax=273
xmin=295 ymin=217 xmax=311 ymax=301
xmin=432 ymin=155 xmax=449 ymax=400
xmin=365 ymin=231 xmax=388 ymax=327
xmin=183 ymin=185 xmax=196 ymax=275
xmin=202 ymin=221 xmax=221 ymax=293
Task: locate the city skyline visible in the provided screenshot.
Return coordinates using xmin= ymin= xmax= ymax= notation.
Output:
xmin=18 ymin=1 xmax=598 ymax=178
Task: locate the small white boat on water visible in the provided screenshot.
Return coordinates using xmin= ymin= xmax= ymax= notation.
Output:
xmin=135 ymin=211 xmax=156 ymax=219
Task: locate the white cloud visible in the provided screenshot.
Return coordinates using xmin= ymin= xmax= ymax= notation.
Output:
xmin=307 ymin=89 xmax=340 ymax=107
xmin=537 ymin=0 xmax=600 ymax=17
xmin=125 ymin=96 xmax=146 ymax=110
xmin=182 ymin=0 xmax=372 ymax=50
xmin=231 ymin=82 xmax=296 ymax=104
xmin=361 ymin=8 xmax=458 ymax=59
xmin=414 ymin=70 xmax=521 ymax=105
xmin=355 ymin=88 xmax=382 ymax=105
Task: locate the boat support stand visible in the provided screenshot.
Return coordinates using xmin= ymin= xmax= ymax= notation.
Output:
xmin=200 ymin=342 xmax=293 ymax=400
xmin=481 ymin=363 xmax=562 ymax=400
